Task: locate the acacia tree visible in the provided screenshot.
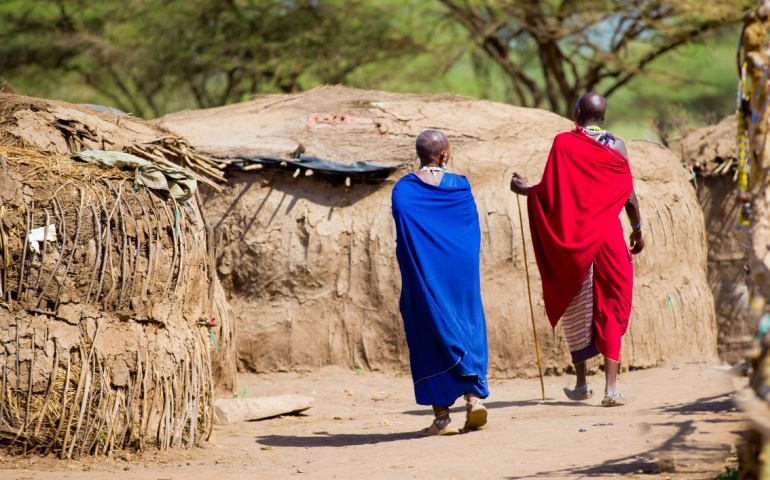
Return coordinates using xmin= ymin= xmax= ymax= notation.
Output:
xmin=0 ymin=0 xmax=422 ymax=118
xmin=438 ymin=0 xmax=753 ymax=115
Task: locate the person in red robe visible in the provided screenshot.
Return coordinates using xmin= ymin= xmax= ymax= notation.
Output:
xmin=509 ymin=92 xmax=645 ymax=407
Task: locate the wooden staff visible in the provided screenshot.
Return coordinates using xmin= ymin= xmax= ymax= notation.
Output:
xmin=516 ymin=193 xmax=545 ymax=401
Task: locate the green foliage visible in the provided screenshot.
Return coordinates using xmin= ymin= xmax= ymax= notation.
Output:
xmin=715 ymin=466 xmax=739 ymax=480
xmin=0 ymin=0 xmax=423 ymax=117
xmin=233 ymin=388 xmax=248 ymax=399
xmin=436 ymin=0 xmax=754 ymax=115
xmin=0 ymin=0 xmax=755 ymax=134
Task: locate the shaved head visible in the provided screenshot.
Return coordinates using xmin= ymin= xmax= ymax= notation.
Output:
xmin=416 ymin=130 xmax=450 ymax=166
xmin=574 ymin=92 xmax=607 ymax=126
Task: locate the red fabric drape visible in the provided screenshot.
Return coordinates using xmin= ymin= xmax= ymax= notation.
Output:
xmin=527 ymin=129 xmax=634 ymax=362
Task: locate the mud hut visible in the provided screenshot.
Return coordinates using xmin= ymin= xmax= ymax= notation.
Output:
xmin=162 ymin=85 xmax=717 ymax=377
xmin=0 ymin=95 xmax=235 ymax=456
xmin=673 ymin=115 xmax=756 ymax=364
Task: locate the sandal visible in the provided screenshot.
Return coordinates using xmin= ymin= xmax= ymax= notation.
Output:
xmin=419 ymin=418 xmax=459 ymax=437
xmin=563 ymin=384 xmax=593 ymax=401
xmin=463 ymin=395 xmax=488 ymax=430
xmin=601 ymin=392 xmax=629 ymax=407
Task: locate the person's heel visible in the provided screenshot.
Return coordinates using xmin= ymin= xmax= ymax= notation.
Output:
xmin=463 ymin=396 xmax=487 ymax=430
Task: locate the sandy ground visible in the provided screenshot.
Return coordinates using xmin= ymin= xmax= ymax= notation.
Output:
xmin=0 ymin=363 xmax=747 ymax=480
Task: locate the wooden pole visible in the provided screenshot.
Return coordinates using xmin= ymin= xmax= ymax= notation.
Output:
xmin=516 ymin=194 xmax=545 ymax=401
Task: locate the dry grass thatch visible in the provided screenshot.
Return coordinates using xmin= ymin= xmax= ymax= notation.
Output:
xmin=0 ymin=145 xmax=223 ymax=456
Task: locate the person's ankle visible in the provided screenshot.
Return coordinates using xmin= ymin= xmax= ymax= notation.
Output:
xmin=434 ymin=417 xmax=452 ymax=428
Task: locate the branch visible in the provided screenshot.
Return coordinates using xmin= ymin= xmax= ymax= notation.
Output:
xmin=604 ymin=19 xmax=730 ymax=98
xmin=439 ymin=0 xmax=543 ymax=106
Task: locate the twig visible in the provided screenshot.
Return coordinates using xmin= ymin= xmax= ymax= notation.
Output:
xmin=17 ymin=199 xmax=31 ymax=305
xmin=120 ymin=193 xmax=141 ymax=308
xmin=0 ymin=349 xmax=6 ymax=427
xmin=53 ymin=188 xmax=84 ymax=313
xmin=156 ymin=197 xmax=177 ymax=297
xmin=47 ymin=357 xmax=70 ymax=457
xmin=32 ymin=210 xmax=51 ymax=294
xmin=33 ymin=338 xmax=57 ymax=438
xmin=131 ymin=190 xmax=153 ymax=301
xmin=24 ymin=329 xmax=34 ymax=429
xmin=36 ymin=197 xmax=68 ymax=310
xmin=61 ymin=347 xmax=87 ymax=459
xmin=171 ymin=198 xmax=184 ymax=295
xmin=0 ymin=217 xmax=7 ymax=304
xmin=95 ymin=190 xmax=112 ymax=305
xmin=85 ymin=205 xmax=102 ymax=304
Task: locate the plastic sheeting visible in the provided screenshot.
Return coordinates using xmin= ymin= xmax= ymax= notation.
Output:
xmin=73 ymin=150 xmax=197 ymax=201
xmin=226 ymin=155 xmax=414 ymax=183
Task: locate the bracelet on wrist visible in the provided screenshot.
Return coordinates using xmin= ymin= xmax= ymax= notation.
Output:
xmin=631 ymin=221 xmax=642 ymax=230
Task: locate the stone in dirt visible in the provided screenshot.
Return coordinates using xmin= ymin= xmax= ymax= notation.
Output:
xmin=214 ymin=395 xmax=315 ymax=424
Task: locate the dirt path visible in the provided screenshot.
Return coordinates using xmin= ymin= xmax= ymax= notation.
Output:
xmin=0 ymin=363 xmax=746 ymax=479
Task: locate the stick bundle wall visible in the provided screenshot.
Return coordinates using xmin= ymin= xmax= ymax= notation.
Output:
xmin=0 ymin=146 xmax=217 ymax=456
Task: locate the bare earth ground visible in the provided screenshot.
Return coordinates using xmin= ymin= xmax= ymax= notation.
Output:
xmin=0 ymin=363 xmax=746 ymax=480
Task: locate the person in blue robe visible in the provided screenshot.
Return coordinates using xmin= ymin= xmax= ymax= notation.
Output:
xmin=391 ymin=130 xmax=489 ymax=437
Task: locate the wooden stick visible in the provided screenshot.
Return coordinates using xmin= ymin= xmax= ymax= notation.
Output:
xmin=516 ymin=194 xmax=545 ymax=401
xmin=85 ymin=205 xmax=102 ymax=304
xmin=32 ymin=210 xmax=50 ymax=293
xmin=17 ymin=199 xmax=31 ymax=304
xmin=61 ymin=347 xmax=87 ymax=459
xmin=0 ymin=349 xmax=6 ymax=427
xmin=0 ymin=216 xmax=8 ymax=303
xmin=53 ymin=189 xmax=84 ymax=313
xmin=171 ymin=198 xmax=184 ymax=295
xmin=131 ymin=190 xmax=154 ymax=302
xmin=95 ymin=194 xmax=112 ymax=305
xmin=49 ymin=357 xmax=70 ymax=457
xmin=67 ymin=367 xmax=91 ymax=458
xmin=15 ymin=322 xmax=20 ymax=399
xmin=24 ymin=329 xmax=35 ymax=429
xmin=157 ymin=198 xmax=177 ymax=297
xmin=36 ymin=198 xmax=67 ymax=310
xmin=123 ymin=195 xmax=141 ymax=307
xmin=34 ymin=339 xmax=58 ymax=438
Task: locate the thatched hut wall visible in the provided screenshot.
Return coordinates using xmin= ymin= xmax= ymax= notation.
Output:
xmin=0 ymin=95 xmax=236 ymax=396
xmin=0 ymin=95 xmax=236 ymax=456
xmin=673 ymin=115 xmax=756 ymax=363
xmin=163 ymin=86 xmax=718 ymax=376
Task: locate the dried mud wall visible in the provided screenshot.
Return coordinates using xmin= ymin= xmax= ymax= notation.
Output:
xmin=0 ymin=94 xmax=236 ymax=395
xmin=0 ymin=146 xmax=220 ymax=456
xmin=674 ymin=116 xmax=756 ymax=363
xmin=696 ymin=176 xmax=753 ymax=363
xmin=167 ymin=87 xmax=718 ymax=376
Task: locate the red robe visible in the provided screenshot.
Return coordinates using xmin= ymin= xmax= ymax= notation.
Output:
xmin=527 ymin=128 xmax=634 ymax=362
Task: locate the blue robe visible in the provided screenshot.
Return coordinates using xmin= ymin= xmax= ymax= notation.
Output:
xmin=391 ymin=172 xmax=489 ymax=406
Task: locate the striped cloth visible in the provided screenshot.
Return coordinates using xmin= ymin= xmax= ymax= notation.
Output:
xmin=561 ymin=264 xmax=594 ymax=354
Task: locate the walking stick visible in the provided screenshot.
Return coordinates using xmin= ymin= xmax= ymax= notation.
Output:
xmin=516 ymin=193 xmax=546 ymax=401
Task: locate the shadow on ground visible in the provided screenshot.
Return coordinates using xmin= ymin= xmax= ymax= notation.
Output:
xmin=256 ymin=431 xmax=416 ymax=448
xmin=400 ymin=398 xmax=589 ymax=416
xmin=505 ymin=393 xmax=743 ymax=479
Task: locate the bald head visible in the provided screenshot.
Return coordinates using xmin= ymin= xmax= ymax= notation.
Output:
xmin=416 ymin=130 xmax=450 ymax=166
xmin=574 ymin=92 xmax=607 ymax=126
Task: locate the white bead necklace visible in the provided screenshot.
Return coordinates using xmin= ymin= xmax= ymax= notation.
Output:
xmin=419 ymin=165 xmax=445 ymax=183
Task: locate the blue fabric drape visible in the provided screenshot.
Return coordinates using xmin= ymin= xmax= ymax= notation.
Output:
xmin=391 ymin=173 xmax=488 ymax=406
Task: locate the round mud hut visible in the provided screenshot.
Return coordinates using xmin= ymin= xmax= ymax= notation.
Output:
xmin=161 ymin=85 xmax=718 ymax=377
xmin=0 ymin=96 xmax=235 ymax=457
xmin=673 ymin=115 xmax=756 ymax=364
